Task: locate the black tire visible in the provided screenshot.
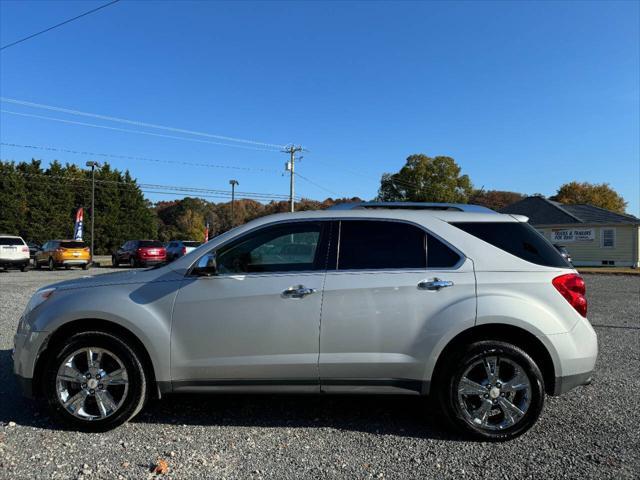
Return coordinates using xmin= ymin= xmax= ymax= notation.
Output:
xmin=43 ymin=331 xmax=147 ymax=432
xmin=64 ymin=265 xmax=71 ymax=270
xmin=112 ymin=255 xmax=118 ymax=267
xmin=20 ymin=264 xmax=28 ymax=272
xmin=82 ymin=263 xmax=90 ymax=270
xmin=35 ymin=260 xmax=41 ymax=270
xmin=435 ymin=340 xmax=544 ymax=441
xmin=129 ymin=256 xmax=136 ymax=268
xmin=48 ymin=258 xmax=55 ymax=271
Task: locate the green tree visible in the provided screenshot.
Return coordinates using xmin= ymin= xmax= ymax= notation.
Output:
xmin=550 ymin=182 xmax=627 ymax=213
xmin=378 ymin=154 xmax=473 ymax=203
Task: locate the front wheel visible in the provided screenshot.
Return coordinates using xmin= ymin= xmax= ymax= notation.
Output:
xmin=129 ymin=257 xmax=136 ymax=268
xmin=48 ymin=258 xmax=55 ymax=271
xmin=436 ymin=340 xmax=544 ymax=441
xmin=44 ymin=331 xmax=147 ymax=432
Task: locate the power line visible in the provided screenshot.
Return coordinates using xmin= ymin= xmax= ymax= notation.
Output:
xmin=0 ymin=110 xmax=282 ymax=153
xmin=0 ymin=142 xmax=281 ymax=174
xmin=294 ymin=171 xmax=340 ymax=196
xmin=1 ymin=0 xmax=121 ymax=51
xmin=9 ymin=170 xmax=299 ymax=201
xmin=0 ymin=98 xmax=285 ymax=149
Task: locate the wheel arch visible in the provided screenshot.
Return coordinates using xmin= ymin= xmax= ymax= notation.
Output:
xmin=431 ymin=323 xmax=557 ymax=395
xmin=33 ymin=318 xmax=162 ymax=400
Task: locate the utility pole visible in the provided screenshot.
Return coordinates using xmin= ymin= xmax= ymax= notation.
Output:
xmin=229 ymin=179 xmax=239 ymax=226
xmin=85 ymin=161 xmax=100 ymax=264
xmin=283 ymin=145 xmax=303 ymax=212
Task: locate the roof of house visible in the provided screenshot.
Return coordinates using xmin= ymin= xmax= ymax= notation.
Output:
xmin=500 ymin=196 xmax=640 ymax=225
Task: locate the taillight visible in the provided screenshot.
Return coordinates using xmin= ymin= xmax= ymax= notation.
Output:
xmin=55 ymin=248 xmax=64 ymax=253
xmin=553 ymin=274 xmax=587 ymax=317
xmin=21 ymin=246 xmax=29 ymax=253
xmin=181 ymin=247 xmax=187 ymax=255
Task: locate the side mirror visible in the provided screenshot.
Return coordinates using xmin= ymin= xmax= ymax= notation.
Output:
xmin=193 ymin=252 xmax=217 ymax=276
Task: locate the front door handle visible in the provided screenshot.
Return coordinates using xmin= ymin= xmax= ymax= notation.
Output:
xmin=418 ymin=278 xmax=454 ymax=291
xmin=282 ymin=285 xmax=317 ymax=299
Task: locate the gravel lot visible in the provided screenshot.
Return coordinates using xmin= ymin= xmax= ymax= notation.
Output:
xmin=0 ymin=268 xmax=638 ymax=479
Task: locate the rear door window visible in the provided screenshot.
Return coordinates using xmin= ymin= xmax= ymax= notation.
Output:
xmin=451 ymin=222 xmax=569 ymax=268
xmin=338 ymin=220 xmax=426 ymax=270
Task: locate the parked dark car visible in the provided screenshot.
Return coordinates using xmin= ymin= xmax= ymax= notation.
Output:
xmin=554 ymin=244 xmax=572 ymax=265
xmin=26 ymin=242 xmax=41 ymax=260
xmin=112 ymin=240 xmax=166 ymax=267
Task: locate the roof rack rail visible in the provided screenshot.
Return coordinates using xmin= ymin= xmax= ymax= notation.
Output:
xmin=328 ymin=202 xmax=496 ymax=213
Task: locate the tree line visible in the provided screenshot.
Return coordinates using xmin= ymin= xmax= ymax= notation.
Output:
xmin=0 ymin=155 xmax=628 ymax=254
xmin=378 ymin=154 xmax=628 ymax=213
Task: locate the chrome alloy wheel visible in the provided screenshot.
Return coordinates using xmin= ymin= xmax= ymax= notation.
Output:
xmin=55 ymin=347 xmax=129 ymax=421
xmin=456 ymin=356 xmax=532 ymax=431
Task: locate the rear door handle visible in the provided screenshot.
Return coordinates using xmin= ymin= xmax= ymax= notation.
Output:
xmin=282 ymin=285 xmax=317 ymax=299
xmin=418 ymin=278 xmax=454 ymax=291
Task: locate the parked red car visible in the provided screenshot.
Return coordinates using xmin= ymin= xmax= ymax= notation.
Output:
xmin=112 ymin=240 xmax=166 ymax=267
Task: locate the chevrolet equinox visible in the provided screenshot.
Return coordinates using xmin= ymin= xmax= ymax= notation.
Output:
xmin=13 ymin=204 xmax=597 ymax=440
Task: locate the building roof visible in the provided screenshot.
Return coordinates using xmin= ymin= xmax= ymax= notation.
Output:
xmin=500 ymin=196 xmax=640 ymax=225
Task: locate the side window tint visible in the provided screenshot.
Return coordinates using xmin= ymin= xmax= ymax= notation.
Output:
xmin=216 ymin=222 xmax=323 ymax=274
xmin=427 ymin=234 xmax=461 ymax=268
xmin=338 ymin=220 xmax=426 ymax=270
xmin=451 ymin=222 xmax=569 ymax=268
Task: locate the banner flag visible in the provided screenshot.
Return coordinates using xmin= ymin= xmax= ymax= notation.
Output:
xmin=204 ymin=222 xmax=209 ymax=242
xmin=73 ymin=208 xmax=84 ymax=240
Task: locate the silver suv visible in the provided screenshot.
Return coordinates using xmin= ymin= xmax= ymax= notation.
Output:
xmin=13 ymin=204 xmax=597 ymax=440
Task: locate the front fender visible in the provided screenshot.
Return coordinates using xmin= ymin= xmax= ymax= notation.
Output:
xmin=30 ymin=278 xmax=182 ymax=383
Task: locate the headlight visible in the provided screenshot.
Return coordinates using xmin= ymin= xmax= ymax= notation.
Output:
xmin=24 ymin=288 xmax=55 ymax=316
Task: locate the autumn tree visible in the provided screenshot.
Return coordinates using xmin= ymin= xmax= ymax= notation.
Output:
xmin=378 ymin=154 xmax=473 ymax=203
xmin=469 ymin=190 xmax=525 ymax=211
xmin=550 ymin=182 xmax=627 ymax=213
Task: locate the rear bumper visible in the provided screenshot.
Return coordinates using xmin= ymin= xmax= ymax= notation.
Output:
xmin=140 ymin=258 xmax=166 ymax=265
xmin=0 ymin=257 xmax=29 ymax=267
xmin=553 ymin=371 xmax=593 ymax=395
xmin=60 ymin=259 xmax=89 ymax=266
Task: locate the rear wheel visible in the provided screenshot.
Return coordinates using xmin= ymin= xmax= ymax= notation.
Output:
xmin=436 ymin=340 xmax=544 ymax=441
xmin=82 ymin=263 xmax=90 ymax=270
xmin=43 ymin=331 xmax=147 ymax=432
xmin=112 ymin=255 xmax=118 ymax=267
xmin=35 ymin=260 xmax=41 ymax=270
xmin=129 ymin=256 xmax=136 ymax=268
xmin=20 ymin=263 xmax=28 ymax=272
xmin=48 ymin=258 xmax=55 ymax=271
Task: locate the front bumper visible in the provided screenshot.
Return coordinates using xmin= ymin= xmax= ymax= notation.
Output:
xmin=13 ymin=329 xmax=49 ymax=398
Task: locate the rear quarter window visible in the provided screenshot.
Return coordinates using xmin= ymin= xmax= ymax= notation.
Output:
xmin=451 ymin=222 xmax=569 ymax=268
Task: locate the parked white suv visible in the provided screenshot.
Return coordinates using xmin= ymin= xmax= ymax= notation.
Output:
xmin=0 ymin=235 xmax=30 ymax=271
xmin=13 ymin=204 xmax=597 ymax=440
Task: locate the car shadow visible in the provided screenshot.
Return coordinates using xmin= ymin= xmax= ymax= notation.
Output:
xmin=0 ymin=349 xmax=459 ymax=441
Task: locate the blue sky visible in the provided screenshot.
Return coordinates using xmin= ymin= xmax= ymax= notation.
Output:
xmin=1 ymin=0 xmax=638 ymax=214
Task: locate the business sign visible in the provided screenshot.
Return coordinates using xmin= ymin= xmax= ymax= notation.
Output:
xmin=551 ymin=228 xmax=594 ymax=243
